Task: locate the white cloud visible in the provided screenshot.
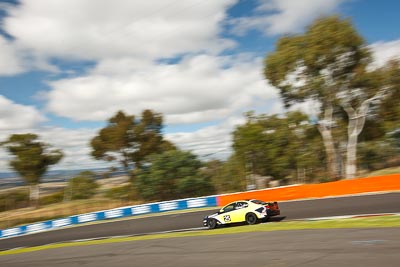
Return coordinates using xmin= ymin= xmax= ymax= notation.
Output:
xmin=166 ymin=116 xmax=245 ymax=161
xmin=0 ymin=36 xmax=25 ymax=75
xmin=45 ymin=54 xmax=279 ymax=124
xmin=0 ymin=95 xmax=46 ymax=130
xmin=38 ymin=127 xmax=109 ymax=170
xmin=0 ymin=0 xmax=289 ymax=172
xmin=369 ymin=39 xmax=400 ymax=68
xmin=0 ymin=34 xmax=59 ymax=76
xmin=230 ymin=0 xmax=346 ymax=36
xmin=288 ymin=99 xmax=321 ymax=118
xmin=3 ymin=0 xmax=237 ymax=62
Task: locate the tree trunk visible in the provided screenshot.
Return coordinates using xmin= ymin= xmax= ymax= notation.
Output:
xmin=319 ymin=127 xmax=339 ymax=180
xmin=346 ymin=133 xmax=358 ymax=179
xmin=317 ymin=104 xmax=340 ymax=180
xmin=341 ymin=91 xmax=383 ymax=179
xmin=29 ymin=184 xmax=40 ymax=207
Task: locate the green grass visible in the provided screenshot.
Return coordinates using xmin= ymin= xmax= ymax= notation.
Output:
xmin=367 ymin=167 xmax=400 ymax=176
xmin=1 ymin=215 xmax=399 ymax=256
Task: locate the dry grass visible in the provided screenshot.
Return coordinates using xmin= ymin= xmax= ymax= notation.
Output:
xmin=0 ymin=176 xmax=135 ymax=229
xmin=367 ymin=167 xmax=400 ymax=177
xmin=0 ymin=197 xmax=140 ymax=229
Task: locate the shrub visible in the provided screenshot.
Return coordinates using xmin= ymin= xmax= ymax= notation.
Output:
xmin=105 ymin=184 xmax=135 ymax=201
xmin=64 ymin=172 xmax=99 ymax=200
xmin=0 ymin=189 xmax=29 ymax=212
xmin=136 ymin=150 xmax=215 ymax=201
xmin=39 ymin=191 xmax=64 ymax=206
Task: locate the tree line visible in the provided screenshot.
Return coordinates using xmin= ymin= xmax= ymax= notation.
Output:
xmin=1 ymin=16 xmax=399 ymax=207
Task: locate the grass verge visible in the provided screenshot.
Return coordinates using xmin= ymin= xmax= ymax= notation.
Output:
xmin=367 ymin=167 xmax=400 ymax=176
xmin=1 ymin=214 xmax=399 ymax=256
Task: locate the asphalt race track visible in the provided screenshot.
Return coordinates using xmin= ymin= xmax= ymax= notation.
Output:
xmin=0 ymin=192 xmax=399 ymax=251
xmin=1 ymin=228 xmax=399 ymax=267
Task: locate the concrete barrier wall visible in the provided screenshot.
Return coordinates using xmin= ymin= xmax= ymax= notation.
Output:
xmin=217 ymin=174 xmax=400 ymax=206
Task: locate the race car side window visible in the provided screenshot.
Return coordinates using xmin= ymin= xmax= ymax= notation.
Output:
xmin=235 ymin=202 xmax=248 ymax=209
xmin=221 ymin=203 xmax=235 ymax=213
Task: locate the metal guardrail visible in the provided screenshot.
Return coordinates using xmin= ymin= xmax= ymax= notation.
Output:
xmin=0 ymin=196 xmax=217 ymax=239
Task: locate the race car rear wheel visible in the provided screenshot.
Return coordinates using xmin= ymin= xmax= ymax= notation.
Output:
xmin=208 ymin=218 xmax=217 ymax=229
xmin=246 ymin=213 xmax=258 ymax=225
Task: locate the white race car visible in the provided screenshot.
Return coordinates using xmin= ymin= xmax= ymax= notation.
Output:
xmin=203 ymin=199 xmax=280 ymax=229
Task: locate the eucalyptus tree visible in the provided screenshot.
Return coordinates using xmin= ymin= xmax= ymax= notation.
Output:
xmin=135 ymin=150 xmax=214 ymax=201
xmin=232 ymin=111 xmax=322 ymax=182
xmin=91 ymin=111 xmax=136 ymax=170
xmin=1 ymin=134 xmax=63 ymax=206
xmin=90 ymin=109 xmax=175 ymax=172
xmin=264 ymin=16 xmax=396 ymax=179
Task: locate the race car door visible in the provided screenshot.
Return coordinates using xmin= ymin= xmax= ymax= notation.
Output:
xmin=230 ymin=201 xmax=248 ymax=222
xmin=216 ymin=203 xmax=235 ymax=224
xmin=221 ymin=202 xmax=248 ymax=223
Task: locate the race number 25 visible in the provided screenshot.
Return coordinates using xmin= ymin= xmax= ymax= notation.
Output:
xmin=223 ymin=215 xmax=231 ymax=222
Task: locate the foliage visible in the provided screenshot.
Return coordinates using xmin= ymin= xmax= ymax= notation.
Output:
xmin=358 ymin=137 xmax=400 ymax=172
xmin=377 ymin=60 xmax=400 ymax=133
xmin=264 ymin=16 xmax=399 ymax=179
xmin=39 ymin=191 xmax=64 ymax=206
xmin=1 ymin=134 xmax=63 ymax=205
xmin=136 ymin=150 xmax=215 ymax=201
xmin=1 ymin=134 xmax=64 ymax=185
xmin=64 ymin=171 xmax=99 ymax=200
xmin=90 ymin=110 xmax=176 ymax=171
xmin=204 ymin=157 xmax=246 ymax=193
xmin=105 ymin=184 xmax=136 ymax=201
xmin=232 ymin=111 xmax=324 ymax=182
xmin=0 ymin=189 xmax=29 ymax=212
xmin=90 ymin=111 xmax=136 ymax=170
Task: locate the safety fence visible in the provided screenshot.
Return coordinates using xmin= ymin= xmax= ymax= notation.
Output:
xmin=1 ymin=173 xmax=399 ymax=239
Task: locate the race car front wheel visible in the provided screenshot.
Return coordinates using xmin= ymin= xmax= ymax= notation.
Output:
xmin=246 ymin=213 xmax=258 ymax=225
xmin=208 ymin=218 xmax=217 ymax=229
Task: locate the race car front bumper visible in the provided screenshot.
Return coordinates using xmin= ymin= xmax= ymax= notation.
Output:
xmin=203 ymin=217 xmax=208 ymax=227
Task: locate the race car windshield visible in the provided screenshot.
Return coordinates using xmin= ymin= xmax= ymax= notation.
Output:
xmin=250 ymin=199 xmax=267 ymax=205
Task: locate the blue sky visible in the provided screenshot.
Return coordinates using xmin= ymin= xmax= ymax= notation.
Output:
xmin=0 ymin=0 xmax=399 ymax=172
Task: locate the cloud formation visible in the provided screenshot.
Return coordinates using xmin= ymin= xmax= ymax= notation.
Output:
xmin=1 ymin=1 xmax=399 ymax=172
xmin=370 ymin=39 xmax=400 ymax=68
xmin=3 ymin=0 xmax=236 ymax=62
xmin=0 ymin=36 xmax=25 ymax=75
xmin=166 ymin=116 xmax=245 ymax=160
xmin=230 ymin=0 xmax=345 ymax=35
xmin=45 ymin=55 xmax=279 ymax=124
xmin=0 ymin=95 xmax=46 ymax=130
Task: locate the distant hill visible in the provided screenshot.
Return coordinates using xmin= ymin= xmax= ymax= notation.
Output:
xmin=0 ymin=167 xmax=127 ymax=179
xmin=0 ymin=172 xmax=17 ymax=179
xmin=0 ymin=168 xmax=128 ymax=189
